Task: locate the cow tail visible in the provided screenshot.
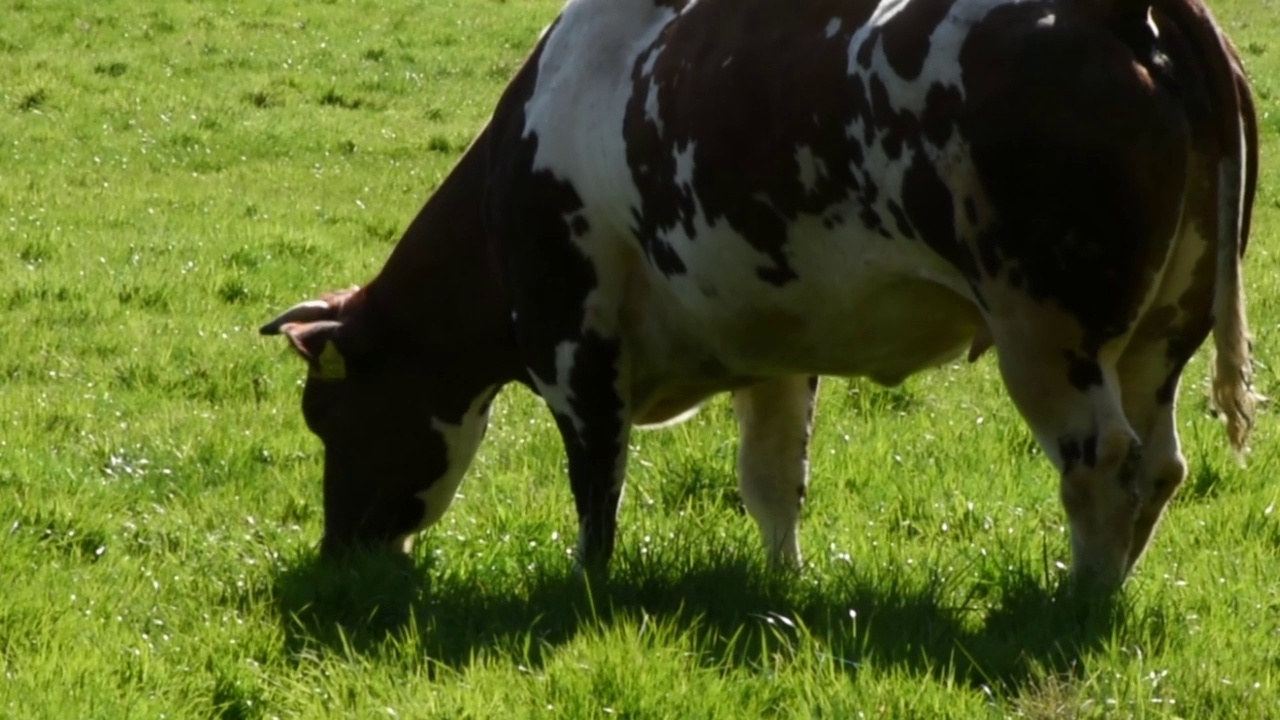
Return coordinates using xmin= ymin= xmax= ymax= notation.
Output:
xmin=1216 ymin=51 xmax=1262 ymax=458
xmin=1210 ymin=100 xmax=1257 ymax=458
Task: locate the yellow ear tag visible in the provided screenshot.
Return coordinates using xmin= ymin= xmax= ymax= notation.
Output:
xmin=314 ymin=341 xmax=347 ymax=380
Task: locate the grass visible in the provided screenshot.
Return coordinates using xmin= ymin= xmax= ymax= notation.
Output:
xmin=1 ymin=0 xmax=1278 ymax=717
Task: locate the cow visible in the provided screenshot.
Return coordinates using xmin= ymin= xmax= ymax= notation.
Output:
xmin=261 ymin=0 xmax=1259 ymax=593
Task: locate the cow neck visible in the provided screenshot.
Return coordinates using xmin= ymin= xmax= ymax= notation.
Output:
xmin=361 ymin=128 xmax=518 ymax=382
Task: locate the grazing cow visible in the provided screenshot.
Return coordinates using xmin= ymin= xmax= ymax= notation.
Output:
xmin=261 ymin=0 xmax=1259 ymax=591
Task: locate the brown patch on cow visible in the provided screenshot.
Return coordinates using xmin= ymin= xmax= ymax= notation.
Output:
xmin=921 ymin=82 xmax=962 ymax=146
xmin=862 ymin=175 xmax=879 ymax=204
xmin=847 ymin=74 xmax=878 ymax=147
xmin=855 ymin=29 xmax=878 ymax=69
xmin=868 ymin=76 xmax=901 ymax=159
xmin=879 ymin=0 xmax=959 ymax=80
xmin=958 ymin=3 xmax=1190 ymax=351
xmin=868 ymin=75 xmax=927 ymax=162
xmin=1058 ymin=434 xmax=1099 ymax=473
xmin=623 ymin=0 xmax=883 ymax=286
xmin=885 ymin=200 xmax=914 ymax=239
xmin=901 ymin=153 xmax=956 ymax=261
xmin=1065 ymin=352 xmax=1103 ymax=391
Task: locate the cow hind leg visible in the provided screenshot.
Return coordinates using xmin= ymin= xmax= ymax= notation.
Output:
xmin=1116 ymin=276 xmax=1214 ymax=575
xmin=995 ymin=339 xmax=1143 ymax=593
xmin=1112 ymin=330 xmax=1201 ymax=577
xmin=732 ymin=375 xmax=819 ymax=570
xmin=1121 ymin=389 xmax=1184 ymax=577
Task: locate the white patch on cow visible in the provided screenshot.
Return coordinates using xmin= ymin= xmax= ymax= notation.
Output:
xmin=672 ymin=140 xmax=697 ymax=194
xmin=408 ymin=386 xmax=497 ymax=536
xmin=825 ymin=18 xmax=842 ymax=38
xmin=844 ymin=116 xmax=866 ymax=144
xmin=721 ymin=55 xmax=733 ymax=68
xmin=525 ymin=0 xmax=676 ymax=212
xmin=1143 ymin=217 xmax=1208 ymax=355
xmin=523 ymin=0 xmax=680 ymax=343
xmin=771 ymin=212 xmax=981 ymax=382
xmin=630 ymin=172 xmax=981 ymax=385
xmin=640 ymin=44 xmax=663 ymax=78
xmin=529 ymin=340 xmax=587 ymax=434
xmin=1036 ymin=12 xmax=1056 ymax=28
xmin=794 ymin=145 xmax=827 ymax=195
xmin=861 ymin=0 xmax=914 ymax=40
xmin=645 ymin=72 xmax=664 ymax=135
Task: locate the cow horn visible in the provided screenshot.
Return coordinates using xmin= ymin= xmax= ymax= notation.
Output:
xmin=260 ymin=300 xmax=337 ymax=336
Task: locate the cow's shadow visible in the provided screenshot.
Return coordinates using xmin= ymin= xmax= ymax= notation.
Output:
xmin=270 ymin=546 xmax=1152 ymax=694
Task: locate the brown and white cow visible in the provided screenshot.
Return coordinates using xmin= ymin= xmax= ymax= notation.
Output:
xmin=261 ymin=0 xmax=1259 ymax=592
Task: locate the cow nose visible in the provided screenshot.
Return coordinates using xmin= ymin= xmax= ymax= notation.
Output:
xmin=392 ymin=533 xmax=417 ymax=555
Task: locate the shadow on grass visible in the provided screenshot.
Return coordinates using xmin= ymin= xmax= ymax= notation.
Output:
xmin=270 ymin=545 xmax=1148 ymax=694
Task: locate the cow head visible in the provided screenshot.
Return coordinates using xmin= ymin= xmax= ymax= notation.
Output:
xmin=261 ymin=288 xmax=497 ymax=559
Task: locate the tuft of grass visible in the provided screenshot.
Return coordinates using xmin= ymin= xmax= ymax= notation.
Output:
xmin=16 ymin=87 xmax=46 ymax=111
xmin=427 ymin=134 xmax=454 ymax=153
xmin=244 ymin=89 xmax=277 ymax=109
xmin=93 ymin=60 xmax=128 ymax=77
xmin=0 ymin=0 xmax=1277 ymax=718
xmin=318 ymin=88 xmax=365 ymax=110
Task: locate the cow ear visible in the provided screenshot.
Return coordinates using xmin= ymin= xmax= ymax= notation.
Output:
xmin=260 ymin=286 xmax=360 ymax=336
xmin=280 ymin=320 xmax=348 ymax=381
xmin=261 ymin=300 xmax=336 ymax=336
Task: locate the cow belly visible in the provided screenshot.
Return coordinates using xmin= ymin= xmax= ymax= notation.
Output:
xmin=772 ymin=278 xmax=982 ymax=384
xmin=627 ymin=274 xmax=982 ymax=424
xmin=710 ymin=276 xmax=981 ymax=382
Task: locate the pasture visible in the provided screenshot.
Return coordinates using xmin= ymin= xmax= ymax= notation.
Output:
xmin=2 ymin=0 xmax=1278 ymax=716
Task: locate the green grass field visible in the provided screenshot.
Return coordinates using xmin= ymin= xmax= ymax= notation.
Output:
xmin=2 ymin=0 xmax=1278 ymax=717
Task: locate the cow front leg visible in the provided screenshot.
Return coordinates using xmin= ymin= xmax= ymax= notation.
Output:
xmin=733 ymin=375 xmax=819 ymax=570
xmin=532 ymin=332 xmax=632 ymax=574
